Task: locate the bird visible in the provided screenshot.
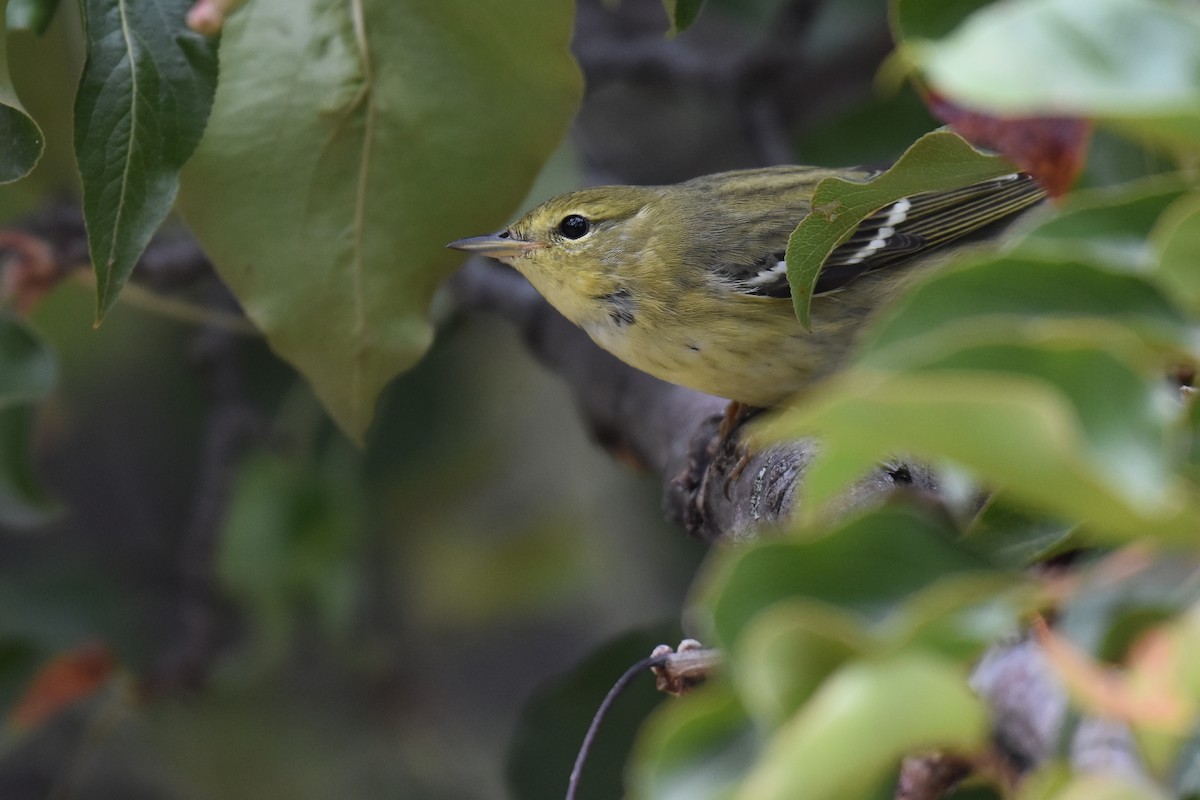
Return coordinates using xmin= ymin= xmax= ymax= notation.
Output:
xmin=448 ymin=165 xmax=1044 ymax=407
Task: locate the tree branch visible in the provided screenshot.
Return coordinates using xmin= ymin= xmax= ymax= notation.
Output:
xmin=448 ymin=258 xmax=934 ymax=542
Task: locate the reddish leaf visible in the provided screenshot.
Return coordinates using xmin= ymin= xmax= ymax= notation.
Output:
xmin=922 ymin=88 xmax=1091 ymax=198
xmin=9 ymin=641 xmax=116 ymax=729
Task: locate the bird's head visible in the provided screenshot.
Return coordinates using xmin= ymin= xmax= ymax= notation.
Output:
xmin=450 ymin=186 xmax=654 ymax=264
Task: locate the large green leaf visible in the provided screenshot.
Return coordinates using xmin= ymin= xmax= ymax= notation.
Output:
xmin=786 ymin=130 xmax=1016 ymax=327
xmin=1011 ymin=176 xmax=1192 ymax=272
xmin=699 ymin=505 xmax=994 ymax=651
xmin=732 ymin=653 xmax=987 ymax=800
xmin=73 ymin=0 xmax=219 ymax=320
xmin=630 ymin=680 xmax=761 ymax=800
xmin=901 ymin=0 xmax=1200 ymax=147
xmin=759 ymin=338 xmax=1199 ymax=541
xmin=178 ymin=0 xmax=582 ymax=443
xmin=857 ymin=255 xmax=1192 ymax=366
xmin=0 ymin=0 xmax=44 ymax=184
xmin=0 ymin=314 xmax=56 ymax=528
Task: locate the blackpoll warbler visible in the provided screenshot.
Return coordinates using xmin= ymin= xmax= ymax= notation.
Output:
xmin=449 ymin=166 xmax=1043 ymax=406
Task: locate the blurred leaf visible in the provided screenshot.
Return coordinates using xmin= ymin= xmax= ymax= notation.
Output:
xmin=857 ymin=255 xmax=1193 ymax=365
xmin=7 ymin=640 xmax=114 ymax=729
xmin=1034 ymin=774 xmax=1170 ymax=800
xmin=733 ymin=653 xmax=987 ymax=800
xmin=700 ymin=505 xmax=994 ymax=651
xmin=786 ymin=130 xmax=1016 ymax=327
xmin=965 ymin=498 xmax=1076 ymax=567
xmin=0 ymin=314 xmax=56 ymax=528
xmin=1189 ymin=396 xmax=1200 ymax=478
xmin=1171 ymin=727 xmax=1200 ymax=797
xmin=731 ymin=601 xmax=874 ymax=727
xmin=662 ymin=0 xmax=704 ymax=34
xmin=0 ymin=0 xmax=45 ymax=184
xmin=921 ymin=89 xmax=1090 ymax=197
xmin=1014 ymin=175 xmax=1192 ymax=272
xmin=74 ymin=0 xmax=218 ymax=320
xmin=885 ymin=571 xmax=1035 ymax=657
xmin=902 ymin=0 xmax=1200 ymax=147
xmin=218 ymin=449 xmax=365 ymax=667
xmin=508 ymin=625 xmax=678 ymax=800
xmin=1056 ymin=553 xmax=1200 ymax=659
xmin=1152 ymin=191 xmax=1200 ymax=315
xmin=1036 ymin=618 xmax=1193 ymax=733
xmin=760 ymin=341 xmax=1197 ymax=542
xmin=178 ymin=0 xmax=582 ymax=443
xmin=1016 ymin=762 xmax=1075 ymax=800
xmin=0 ymin=636 xmax=38 ymax=710
xmin=890 ymin=0 xmax=994 ymax=41
xmin=0 ymin=313 xmax=53 ymax=405
xmin=6 ymin=0 xmax=60 ymax=33
xmin=795 ymin=84 xmax=937 ymax=168
xmin=1079 ymin=129 xmax=1182 ymax=190
xmin=0 ymin=0 xmax=84 ymax=222
xmin=631 ymin=680 xmax=761 ymax=800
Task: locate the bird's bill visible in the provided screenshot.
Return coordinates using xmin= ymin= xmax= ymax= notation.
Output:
xmin=446 ymin=233 xmax=540 ymax=259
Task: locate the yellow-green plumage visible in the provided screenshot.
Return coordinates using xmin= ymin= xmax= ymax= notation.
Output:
xmin=449 ymin=166 xmax=1044 ymax=406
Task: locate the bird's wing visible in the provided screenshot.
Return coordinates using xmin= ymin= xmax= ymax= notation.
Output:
xmin=728 ymin=173 xmax=1045 ymax=299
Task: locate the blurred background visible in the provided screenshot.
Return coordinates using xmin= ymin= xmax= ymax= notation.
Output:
xmin=0 ymin=0 xmax=1171 ymax=797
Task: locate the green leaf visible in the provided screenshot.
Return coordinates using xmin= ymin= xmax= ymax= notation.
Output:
xmin=855 ymin=254 xmax=1194 ymax=366
xmin=1013 ymin=175 xmax=1193 ymax=272
xmin=0 ymin=313 xmax=57 ymax=528
xmin=1152 ymin=191 xmax=1200 ymax=315
xmin=890 ymin=0 xmax=994 ymax=41
xmin=759 ymin=340 xmax=1199 ymax=542
xmin=965 ymin=497 xmax=1076 ymax=568
xmin=74 ymin=0 xmax=219 ymax=321
xmin=731 ymin=601 xmax=875 ymax=727
xmin=0 ymin=0 xmax=45 ymax=184
xmin=732 ymin=653 xmax=987 ymax=800
xmin=662 ymin=0 xmax=704 ymax=34
xmin=700 ymin=505 xmax=992 ymax=652
xmin=786 ymin=130 xmax=1015 ymax=328
xmin=631 ymin=680 xmax=761 ymax=800
xmin=508 ymin=625 xmax=678 ymax=800
xmin=178 ymin=0 xmax=582 ymax=443
xmin=6 ymin=0 xmax=61 ymax=33
xmin=1034 ymin=774 xmax=1170 ymax=800
xmin=905 ymin=0 xmax=1200 ymax=147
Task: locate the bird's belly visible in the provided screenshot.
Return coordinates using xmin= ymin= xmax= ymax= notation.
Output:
xmin=582 ymin=309 xmax=846 ymax=406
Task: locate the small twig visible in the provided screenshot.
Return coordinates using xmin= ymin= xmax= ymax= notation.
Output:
xmin=567 ymin=642 xmax=721 ymax=800
xmin=61 ymin=270 xmax=258 ymax=334
xmin=566 ymin=652 xmax=672 ymax=800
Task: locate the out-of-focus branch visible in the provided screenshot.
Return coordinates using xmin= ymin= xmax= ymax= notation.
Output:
xmin=573 ymin=0 xmax=894 ymax=168
xmin=3 ymin=203 xmax=263 ymax=693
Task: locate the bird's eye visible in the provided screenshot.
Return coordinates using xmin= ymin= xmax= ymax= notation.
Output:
xmin=558 ymin=214 xmax=590 ymax=240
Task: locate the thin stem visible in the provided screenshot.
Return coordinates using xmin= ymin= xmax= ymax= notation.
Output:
xmin=566 ymin=652 xmax=671 ymax=800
